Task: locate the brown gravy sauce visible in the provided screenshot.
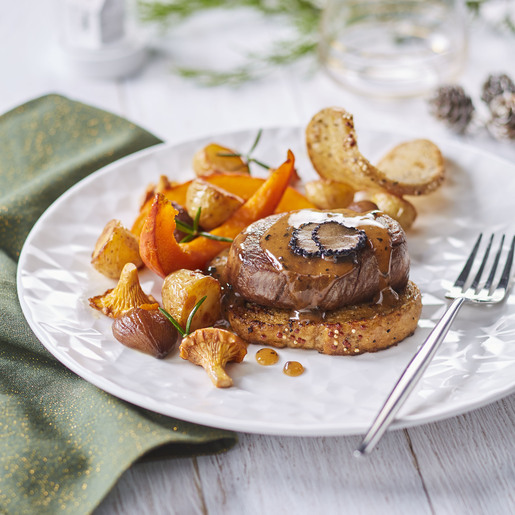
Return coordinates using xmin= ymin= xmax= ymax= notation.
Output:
xmin=261 ymin=209 xmax=397 ymax=309
xmin=255 ymin=348 xmax=279 ymax=366
xmin=283 ymin=361 xmax=304 ymax=377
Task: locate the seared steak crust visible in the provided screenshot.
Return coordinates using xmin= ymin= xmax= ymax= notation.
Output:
xmin=225 ymin=210 xmax=409 ymax=311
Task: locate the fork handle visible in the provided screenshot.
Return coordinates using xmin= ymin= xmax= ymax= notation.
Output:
xmin=355 ymin=296 xmax=466 ymax=457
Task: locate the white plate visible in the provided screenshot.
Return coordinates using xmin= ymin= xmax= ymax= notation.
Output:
xmin=17 ymin=127 xmax=515 ymax=436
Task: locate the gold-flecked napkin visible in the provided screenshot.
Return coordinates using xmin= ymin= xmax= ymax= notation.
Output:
xmin=0 ymin=95 xmax=236 ymax=515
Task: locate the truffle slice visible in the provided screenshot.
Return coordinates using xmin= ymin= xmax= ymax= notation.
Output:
xmin=313 ymin=221 xmax=367 ymax=261
xmin=289 ymin=220 xmax=367 ymax=262
xmin=289 ymin=222 xmax=322 ymax=258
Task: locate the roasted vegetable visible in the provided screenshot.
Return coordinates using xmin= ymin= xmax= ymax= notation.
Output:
xmin=179 ymin=327 xmax=247 ymax=388
xmin=306 ymin=107 xmax=445 ymax=196
xmin=192 ymin=143 xmax=250 ymax=176
xmin=131 ymin=172 xmax=315 ymax=238
xmin=89 ymin=263 xmax=157 ymax=318
xmin=376 ymin=139 xmax=445 ymax=196
xmin=304 ymin=179 xmax=354 ymax=209
xmin=347 ymin=199 xmax=379 ymax=213
xmin=112 ymin=306 xmax=178 ymax=358
xmin=185 ymin=179 xmax=244 ymax=230
xmin=161 ymin=269 xmax=222 ymax=333
xmin=139 ymin=150 xmax=296 ymax=277
xmin=171 ymin=201 xmax=194 ymax=242
xmin=140 ymin=175 xmax=176 ymax=209
xmin=369 ymin=191 xmax=418 ymax=231
xmin=91 ymin=219 xmax=142 ymax=279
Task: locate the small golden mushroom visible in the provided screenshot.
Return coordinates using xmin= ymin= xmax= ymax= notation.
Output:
xmin=179 ymin=328 xmax=247 ymax=388
xmin=89 ymin=263 xmax=157 ymax=318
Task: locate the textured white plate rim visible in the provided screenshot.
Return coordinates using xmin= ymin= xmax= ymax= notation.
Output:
xmin=17 ymin=126 xmax=515 ymax=437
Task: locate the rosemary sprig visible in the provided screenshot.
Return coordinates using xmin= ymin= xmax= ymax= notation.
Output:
xmin=139 ymin=0 xmax=513 ymax=87
xmin=159 ymin=295 xmax=207 ymax=337
xmin=139 ymin=0 xmax=514 ymax=87
xmin=176 ymin=207 xmax=234 ymax=243
xmin=217 ymin=129 xmax=270 ymax=171
xmin=137 ymin=0 xmax=321 ymax=85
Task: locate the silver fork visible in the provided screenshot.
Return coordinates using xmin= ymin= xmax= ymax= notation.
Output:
xmin=355 ymin=233 xmax=515 ymax=457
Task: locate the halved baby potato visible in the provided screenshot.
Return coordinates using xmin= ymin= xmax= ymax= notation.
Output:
xmin=369 ymin=191 xmax=418 ymax=231
xmin=161 ymin=269 xmax=222 ymax=333
xmin=304 ymin=178 xmax=355 ymax=209
xmin=91 ymin=219 xmax=143 ymax=279
xmin=192 ymin=143 xmax=250 ymax=176
xmin=185 ymin=179 xmax=244 ymax=230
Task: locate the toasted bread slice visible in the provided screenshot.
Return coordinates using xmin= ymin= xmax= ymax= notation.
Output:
xmin=226 ymin=281 xmax=422 ymax=355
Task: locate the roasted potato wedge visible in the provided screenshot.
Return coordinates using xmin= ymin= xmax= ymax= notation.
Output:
xmin=304 ymin=179 xmax=355 ymax=209
xmin=140 ymin=175 xmax=176 ymax=209
xmin=186 ymin=179 xmax=244 ymax=230
xmin=91 ymin=219 xmax=143 ymax=279
xmin=162 ymin=269 xmax=222 ymax=333
xmin=306 ymin=107 xmax=444 ymax=196
xmin=369 ymin=191 xmax=417 ymax=231
xmin=376 ymin=139 xmax=445 ymax=196
xmin=193 ymin=143 xmax=250 ymax=176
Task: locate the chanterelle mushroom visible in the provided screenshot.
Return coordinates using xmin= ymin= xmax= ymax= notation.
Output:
xmin=180 ymin=328 xmax=247 ymax=388
xmin=89 ymin=263 xmax=157 ymax=318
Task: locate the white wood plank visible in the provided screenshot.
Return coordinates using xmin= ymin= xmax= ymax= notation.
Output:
xmin=407 ymin=394 xmax=515 ymax=514
xmin=95 ymin=457 xmax=205 ymax=515
xmin=195 ymin=432 xmax=432 ymax=515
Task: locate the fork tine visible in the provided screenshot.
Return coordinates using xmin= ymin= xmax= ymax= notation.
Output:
xmin=483 ymin=234 xmax=505 ymax=292
xmin=470 ymin=234 xmax=494 ymax=291
xmin=453 ymin=233 xmax=482 ymax=289
xmin=496 ymin=235 xmax=515 ymax=294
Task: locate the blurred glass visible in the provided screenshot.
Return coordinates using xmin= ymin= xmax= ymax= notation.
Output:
xmin=319 ymin=0 xmax=468 ymax=98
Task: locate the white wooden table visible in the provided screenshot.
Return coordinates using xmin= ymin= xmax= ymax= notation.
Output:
xmin=3 ymin=2 xmax=515 ymax=513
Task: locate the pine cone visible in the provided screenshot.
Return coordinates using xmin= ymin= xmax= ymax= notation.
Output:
xmin=481 ymin=73 xmax=515 ymax=106
xmin=487 ymin=92 xmax=515 ymax=140
xmin=428 ymin=85 xmax=475 ymax=134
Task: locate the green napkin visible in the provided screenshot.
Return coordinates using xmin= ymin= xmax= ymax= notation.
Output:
xmin=0 ymin=95 xmax=237 ymax=515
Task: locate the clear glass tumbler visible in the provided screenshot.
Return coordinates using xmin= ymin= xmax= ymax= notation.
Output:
xmin=319 ymin=0 xmax=468 ymax=98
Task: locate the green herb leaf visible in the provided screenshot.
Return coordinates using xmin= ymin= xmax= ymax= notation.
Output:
xmin=198 ymin=232 xmax=234 ymax=242
xmin=247 ymin=129 xmax=263 ymax=156
xmin=137 ymin=0 xmax=322 ymax=85
xmin=159 ymin=307 xmax=186 ymax=337
xmin=159 ymin=294 xmax=208 ymax=337
xmin=175 ymin=219 xmax=194 ymax=234
xmin=138 ymin=0 xmax=513 ymax=87
xmin=185 ymin=296 xmax=207 ymax=335
xmin=175 ymin=207 xmax=234 ymax=243
xmin=216 ymin=130 xmax=270 ymax=173
xmin=193 ymin=206 xmax=202 ymax=233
